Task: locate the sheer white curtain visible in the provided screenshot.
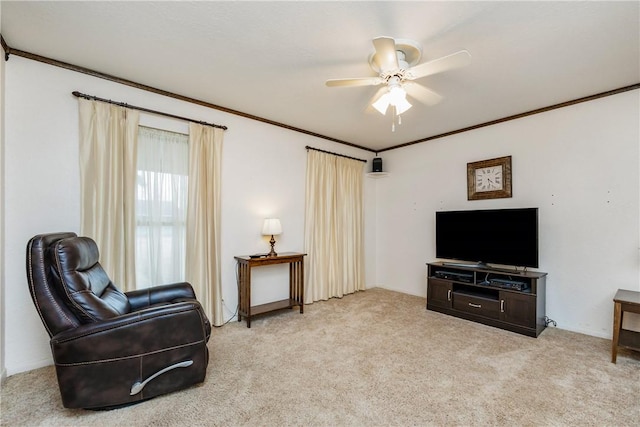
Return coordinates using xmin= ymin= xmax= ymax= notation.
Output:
xmin=135 ymin=126 xmax=188 ymax=288
xmin=78 ymin=99 xmax=139 ymax=291
xmin=186 ymin=123 xmax=224 ymax=326
xmin=304 ymin=150 xmax=365 ymax=303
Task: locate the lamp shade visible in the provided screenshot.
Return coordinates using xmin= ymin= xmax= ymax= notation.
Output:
xmin=262 ymin=218 xmax=282 ymax=236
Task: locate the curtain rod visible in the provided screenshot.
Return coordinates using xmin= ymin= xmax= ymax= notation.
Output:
xmin=305 ymin=146 xmax=367 ymax=163
xmin=72 ymin=91 xmax=228 ymax=130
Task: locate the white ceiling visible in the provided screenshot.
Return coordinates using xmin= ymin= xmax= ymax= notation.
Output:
xmin=2 ymin=1 xmax=639 ymax=152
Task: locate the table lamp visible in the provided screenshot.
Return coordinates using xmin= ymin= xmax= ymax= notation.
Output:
xmin=262 ymin=218 xmax=282 ymax=257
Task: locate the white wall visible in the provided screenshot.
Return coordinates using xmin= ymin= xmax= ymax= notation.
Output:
xmin=0 ymin=1 xmax=7 ymax=384
xmin=3 ymin=57 xmax=376 ymax=375
xmin=375 ymin=90 xmax=640 ymax=338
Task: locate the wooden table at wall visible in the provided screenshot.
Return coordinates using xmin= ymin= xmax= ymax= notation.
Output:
xmin=234 ymin=252 xmax=306 ymax=328
xmin=611 ymin=288 xmax=640 ymax=363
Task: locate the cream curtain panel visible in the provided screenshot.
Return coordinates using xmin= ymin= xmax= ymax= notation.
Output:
xmin=304 ymin=150 xmax=365 ymax=303
xmin=78 ymin=98 xmax=139 ymax=291
xmin=186 ymin=123 xmax=224 ymax=326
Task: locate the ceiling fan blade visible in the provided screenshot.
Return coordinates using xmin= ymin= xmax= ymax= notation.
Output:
xmin=407 ymin=50 xmax=471 ymax=80
xmin=326 ymin=77 xmax=383 ymax=87
xmin=404 ymin=81 xmax=443 ymax=106
xmin=372 ymin=37 xmax=399 ymax=72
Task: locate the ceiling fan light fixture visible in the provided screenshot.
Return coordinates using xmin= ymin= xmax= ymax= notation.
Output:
xmin=373 ymin=85 xmax=411 ymax=116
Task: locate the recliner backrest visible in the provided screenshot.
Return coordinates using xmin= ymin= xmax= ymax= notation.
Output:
xmin=27 ymin=232 xmax=82 ymax=337
xmin=53 ymin=236 xmax=131 ymax=322
xmin=27 ymin=233 xmax=132 ymax=337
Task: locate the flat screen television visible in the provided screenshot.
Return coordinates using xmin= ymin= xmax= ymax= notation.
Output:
xmin=435 ymin=207 xmax=539 ymax=268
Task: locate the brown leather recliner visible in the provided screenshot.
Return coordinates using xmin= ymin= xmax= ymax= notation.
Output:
xmin=26 ymin=232 xmax=211 ymax=409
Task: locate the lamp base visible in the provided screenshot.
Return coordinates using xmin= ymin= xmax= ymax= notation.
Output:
xmin=267 ymin=235 xmax=278 ymax=257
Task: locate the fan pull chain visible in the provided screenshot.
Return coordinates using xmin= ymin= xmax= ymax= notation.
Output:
xmin=391 ymin=106 xmax=397 ymax=132
xmin=391 ymin=106 xmax=404 ymax=132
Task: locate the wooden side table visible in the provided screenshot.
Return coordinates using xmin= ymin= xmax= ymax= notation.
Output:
xmin=234 ymin=252 xmax=306 ymax=328
xmin=611 ymin=288 xmax=640 ymax=363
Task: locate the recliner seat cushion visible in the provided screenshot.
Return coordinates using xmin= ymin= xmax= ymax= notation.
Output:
xmin=54 ymin=237 xmax=130 ymax=322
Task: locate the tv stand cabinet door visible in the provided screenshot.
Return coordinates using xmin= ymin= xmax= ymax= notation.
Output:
xmin=427 ymin=278 xmax=452 ymax=309
xmin=500 ymin=292 xmax=536 ymax=329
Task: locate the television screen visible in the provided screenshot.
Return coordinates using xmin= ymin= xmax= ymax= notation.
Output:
xmin=435 ymin=208 xmax=539 ymax=268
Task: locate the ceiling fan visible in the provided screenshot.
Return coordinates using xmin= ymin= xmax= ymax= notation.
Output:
xmin=326 ymin=37 xmax=471 ymax=127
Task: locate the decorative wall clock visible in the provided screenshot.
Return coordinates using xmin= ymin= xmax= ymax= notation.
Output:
xmin=467 ymin=156 xmax=512 ymax=200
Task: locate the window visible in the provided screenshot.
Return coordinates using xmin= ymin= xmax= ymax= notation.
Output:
xmin=135 ymin=126 xmax=189 ymax=288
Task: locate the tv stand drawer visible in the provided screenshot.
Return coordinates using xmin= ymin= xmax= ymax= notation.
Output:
xmin=453 ymin=293 xmax=500 ymax=319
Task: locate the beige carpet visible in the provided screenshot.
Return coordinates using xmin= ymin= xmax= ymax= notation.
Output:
xmin=2 ymin=288 xmax=639 ymax=426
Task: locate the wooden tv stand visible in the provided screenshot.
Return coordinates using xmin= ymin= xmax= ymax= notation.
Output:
xmin=426 ymin=262 xmax=547 ymax=337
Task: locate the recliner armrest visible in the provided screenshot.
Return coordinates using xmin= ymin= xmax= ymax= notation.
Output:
xmin=125 ymin=282 xmax=197 ymax=311
xmin=50 ymin=301 xmax=210 ymax=365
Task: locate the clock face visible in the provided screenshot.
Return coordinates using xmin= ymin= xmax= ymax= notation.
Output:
xmin=475 ymin=166 xmax=503 ymax=192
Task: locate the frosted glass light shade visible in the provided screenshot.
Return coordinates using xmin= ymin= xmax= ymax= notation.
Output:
xmin=262 ymin=218 xmax=282 ymax=235
xmin=387 ymin=86 xmax=406 ymax=104
xmin=395 ymin=97 xmax=412 ymax=114
xmin=372 ymin=95 xmax=390 ymax=115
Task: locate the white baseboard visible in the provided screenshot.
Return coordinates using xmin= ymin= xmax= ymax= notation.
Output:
xmin=555 ymin=324 xmax=611 ymax=340
xmin=6 ymin=358 xmax=53 ymax=377
xmin=373 ymin=284 xmax=425 ymax=299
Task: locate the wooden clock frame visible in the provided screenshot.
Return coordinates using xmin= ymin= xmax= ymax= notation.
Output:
xmin=467 ymin=156 xmax=512 ymax=200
